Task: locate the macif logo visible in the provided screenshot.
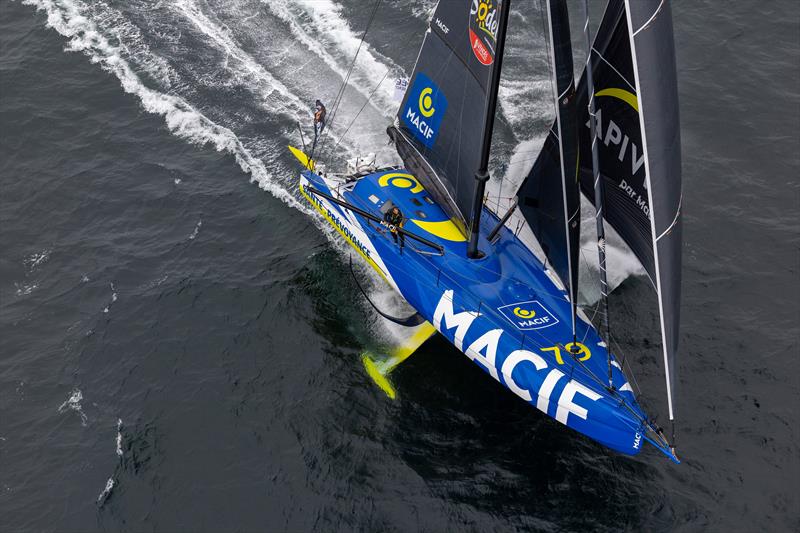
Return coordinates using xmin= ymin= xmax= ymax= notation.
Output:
xmin=402 ymin=72 xmax=447 ymax=148
xmin=497 ymin=300 xmax=559 ymax=331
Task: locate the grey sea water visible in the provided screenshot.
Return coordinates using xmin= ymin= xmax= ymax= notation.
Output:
xmin=1 ymin=0 xmax=798 ymax=531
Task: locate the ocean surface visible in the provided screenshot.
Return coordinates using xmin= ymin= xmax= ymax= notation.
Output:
xmin=1 ymin=0 xmax=798 ymax=531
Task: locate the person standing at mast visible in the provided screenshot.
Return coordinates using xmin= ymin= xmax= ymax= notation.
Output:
xmin=312 ymin=99 xmax=326 ymax=152
xmin=313 ymin=99 xmax=326 ymax=134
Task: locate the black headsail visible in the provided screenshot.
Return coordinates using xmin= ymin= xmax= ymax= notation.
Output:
xmin=574 ymin=0 xmax=682 ymax=427
xmin=387 ymin=0 xmax=509 ymax=242
xmin=514 ymin=0 xmax=581 ymax=337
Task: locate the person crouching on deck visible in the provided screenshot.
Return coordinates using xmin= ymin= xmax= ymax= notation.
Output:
xmin=383 ymin=206 xmax=405 ymax=252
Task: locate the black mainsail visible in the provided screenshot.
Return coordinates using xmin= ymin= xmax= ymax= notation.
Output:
xmin=388 ymin=0 xmax=509 ymax=239
xmin=574 ymin=0 xmax=682 ymax=423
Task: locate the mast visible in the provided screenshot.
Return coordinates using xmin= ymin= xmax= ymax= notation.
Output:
xmin=582 ymin=0 xmax=613 ymax=387
xmin=467 ymin=0 xmax=512 ymax=259
xmin=544 ymin=0 xmax=580 ymax=343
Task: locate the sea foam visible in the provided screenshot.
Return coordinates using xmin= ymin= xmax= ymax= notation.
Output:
xmin=262 ymin=0 xmax=402 ymax=114
xmin=23 ymin=0 xmax=307 ymax=212
xmin=57 ymin=388 xmax=88 ymax=426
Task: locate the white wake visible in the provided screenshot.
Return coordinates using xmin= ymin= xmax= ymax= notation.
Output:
xmin=23 ymin=0 xmax=308 ymax=212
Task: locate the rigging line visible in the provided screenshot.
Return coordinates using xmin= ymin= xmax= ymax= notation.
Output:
xmin=504 ymin=153 xmax=546 ymax=168
xmin=554 ymin=348 xmax=660 ymax=437
xmin=546 ymin=332 xmax=653 ymax=428
xmin=577 ymin=249 xmax=612 ymax=349
xmin=331 ymin=70 xmax=389 ymax=153
xmin=583 ymin=0 xmax=614 ymax=389
xmin=590 ymin=47 xmax=636 ymax=91
xmin=608 ymin=333 xmax=643 ymax=399
xmin=484 ymin=195 xmax=517 ymax=203
xmin=312 ymin=0 xmax=382 ymax=162
xmin=506 ymin=148 xmax=543 ymax=156
xmin=331 ymin=0 xmax=380 ymax=118
xmin=579 ymin=302 xmax=601 ymax=346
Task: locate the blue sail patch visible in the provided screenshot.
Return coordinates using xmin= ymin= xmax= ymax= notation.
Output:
xmin=497 ymin=300 xmax=560 ymax=331
xmin=401 ymin=72 xmax=448 ymax=148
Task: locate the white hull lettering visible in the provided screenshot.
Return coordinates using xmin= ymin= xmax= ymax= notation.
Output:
xmin=465 ymin=328 xmax=503 ymax=381
xmin=555 ymin=381 xmax=602 ymax=424
xmin=434 ymin=291 xmax=601 ymax=427
xmin=501 ymin=350 xmax=547 ymax=401
xmin=537 ymin=369 xmax=565 ymax=414
xmin=433 ymin=289 xmax=480 ymax=351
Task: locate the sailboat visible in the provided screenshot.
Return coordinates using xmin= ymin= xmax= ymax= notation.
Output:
xmin=289 ymin=0 xmax=682 ymax=462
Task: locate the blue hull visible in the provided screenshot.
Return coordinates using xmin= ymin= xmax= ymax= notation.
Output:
xmin=299 ymin=165 xmax=675 ymax=460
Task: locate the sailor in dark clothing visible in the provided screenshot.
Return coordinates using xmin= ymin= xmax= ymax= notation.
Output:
xmin=383 ymin=206 xmax=405 ymax=251
xmin=313 ymin=99 xmax=326 ymax=138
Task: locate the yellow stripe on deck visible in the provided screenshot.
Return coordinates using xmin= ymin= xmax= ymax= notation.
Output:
xmin=410 ymin=219 xmax=467 ymax=242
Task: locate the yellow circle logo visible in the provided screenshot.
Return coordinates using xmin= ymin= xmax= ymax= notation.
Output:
xmin=378 ymin=172 xmax=424 ymax=193
xmin=513 ymin=307 xmax=535 ymax=319
xmin=477 ymin=1 xmax=490 ymax=22
xmin=419 ymin=87 xmax=435 ymax=118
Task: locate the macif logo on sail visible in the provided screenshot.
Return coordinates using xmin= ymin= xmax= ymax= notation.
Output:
xmin=402 ymin=72 xmax=448 ymax=148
